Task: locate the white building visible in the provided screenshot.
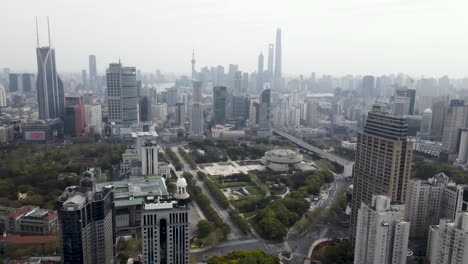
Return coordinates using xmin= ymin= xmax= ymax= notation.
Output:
xmin=427 ymin=212 xmax=468 ymax=264
xmin=106 ymin=63 xmax=137 ymax=125
xmin=141 ymin=189 xmax=190 ymax=264
xmin=406 ymin=173 xmax=454 ymax=241
xmin=0 ymin=85 xmax=6 ymax=107
xmin=413 ymin=139 xmax=443 ymax=158
xmin=420 ymin=108 xmax=432 ymax=139
xmin=354 ymin=195 xmax=410 ymax=264
xmin=84 ymin=104 xmax=102 ymax=134
xmin=141 ymin=142 xmax=158 ymax=176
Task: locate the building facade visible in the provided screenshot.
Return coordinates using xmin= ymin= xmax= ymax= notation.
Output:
xmin=57 ymin=175 xmax=114 ymax=264
xmin=36 ymin=46 xmax=64 ymax=120
xmin=190 ymin=81 xmax=203 ymax=137
xmin=354 ymin=195 xmax=410 ymax=264
xmin=351 ymin=106 xmax=413 ymax=242
xmin=427 ymin=212 xmax=468 ymax=264
xmin=106 ymin=63 xmax=137 ymax=125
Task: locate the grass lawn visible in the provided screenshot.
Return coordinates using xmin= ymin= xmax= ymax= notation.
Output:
xmin=215 ymin=181 xmax=251 ymax=188
xmin=245 ymin=186 xmax=263 ymax=196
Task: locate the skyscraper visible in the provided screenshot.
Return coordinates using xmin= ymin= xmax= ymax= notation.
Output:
xmin=81 ymin=69 xmax=87 ymax=88
xmin=140 ymin=96 xmax=152 ymax=122
xmin=361 ymin=75 xmax=375 ymax=98
xmin=141 ymin=178 xmax=190 ymax=264
xmin=141 ymin=141 xmax=158 ymax=176
xmin=354 ymin=195 xmax=410 ymax=264
xmin=191 ymin=50 xmax=196 ymax=79
xmin=57 ymin=174 xmax=114 ymax=264
xmin=89 ymin=55 xmax=97 ymax=90
xmin=190 ymin=81 xmax=204 ymax=137
xmin=64 ymin=96 xmax=85 ymax=137
xmin=257 ymin=88 xmax=272 ymax=137
xmin=234 ymin=71 xmax=242 ymax=95
xmin=420 ymin=108 xmax=432 ymax=138
xmin=0 ymin=85 xmax=6 ymax=107
xmin=427 ymin=212 xmax=468 ymax=264
xmin=213 ymin=86 xmax=227 ymax=125
xmin=351 ymin=106 xmax=413 ymax=242
xmin=274 ymin=28 xmax=282 ymax=90
xmin=257 ymin=53 xmax=264 ymax=93
xmin=267 ymin=44 xmax=274 ymax=84
xmin=106 ymin=63 xmax=138 ymax=125
xmin=442 ymin=99 xmax=468 ymax=159
xmin=242 ymin=72 xmax=249 ymax=95
xmin=36 ymin=18 xmax=65 ymax=120
xmin=431 ymin=96 xmax=448 ymax=141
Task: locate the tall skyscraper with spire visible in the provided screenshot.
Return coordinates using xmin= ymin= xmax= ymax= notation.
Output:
xmin=267 ymin=44 xmax=274 ymax=84
xmin=190 ymin=80 xmax=204 ymax=137
xmin=257 ymin=53 xmax=264 ymax=93
xmin=274 ymin=28 xmax=282 ymax=90
xmin=36 ymin=17 xmax=65 ymax=120
xmin=191 ymin=50 xmax=196 ymax=79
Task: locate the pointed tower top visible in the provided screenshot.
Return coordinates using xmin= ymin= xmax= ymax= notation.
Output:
xmin=35 ymin=17 xmax=40 ymax=47
xmin=47 ymin=16 xmax=51 ymax=47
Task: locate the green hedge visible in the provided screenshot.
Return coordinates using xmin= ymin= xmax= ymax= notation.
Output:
xmin=165 ymin=148 xmax=183 ymax=170
xmin=198 ymin=171 xmax=230 ymax=209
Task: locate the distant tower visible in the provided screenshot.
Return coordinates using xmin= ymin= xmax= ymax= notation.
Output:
xmin=257 ymin=53 xmax=264 ymax=93
xmin=106 ymin=62 xmax=137 ymax=125
xmin=274 ymin=28 xmax=282 ymax=90
xmin=257 ymin=88 xmax=272 ymax=137
xmin=0 ymin=86 xmax=6 ymax=107
xmin=36 ymin=17 xmax=65 ymax=120
xmin=191 ymin=50 xmax=196 ymax=79
xmin=190 ymin=80 xmax=204 ymax=137
xmin=267 ymin=44 xmax=274 ymax=83
xmin=89 ymin=55 xmax=97 ymax=90
xmin=420 ymin=108 xmax=432 ymax=138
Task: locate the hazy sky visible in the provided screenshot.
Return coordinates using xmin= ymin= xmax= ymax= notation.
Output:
xmin=2 ymin=0 xmax=468 ymax=77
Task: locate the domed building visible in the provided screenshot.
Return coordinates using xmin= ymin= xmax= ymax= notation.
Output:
xmin=262 ymin=149 xmax=303 ymax=171
xmin=174 ymin=177 xmax=190 ymax=200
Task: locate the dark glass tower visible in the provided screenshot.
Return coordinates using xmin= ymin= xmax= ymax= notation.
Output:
xmin=36 ymin=46 xmax=64 ymax=120
xmin=213 ymin=86 xmax=227 ymax=125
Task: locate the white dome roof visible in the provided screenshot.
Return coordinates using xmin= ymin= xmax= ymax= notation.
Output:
xmin=176 ymin=177 xmax=187 ymax=188
xmin=423 ymin=108 xmax=432 ymax=114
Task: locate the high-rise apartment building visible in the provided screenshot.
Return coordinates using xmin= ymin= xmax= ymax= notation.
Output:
xmin=427 ymin=212 xmax=468 ymax=264
xmin=140 ymin=96 xmax=152 ymax=122
xmin=442 ymin=99 xmax=468 ymax=159
xmin=57 ymin=174 xmax=114 ymax=264
xmin=141 ymin=177 xmax=190 ymax=264
xmin=190 ymin=81 xmax=203 ymax=137
xmin=234 ymin=71 xmax=242 ymax=95
xmin=106 ymin=63 xmax=137 ymax=125
xmin=354 ymin=195 xmax=410 ymax=264
xmin=84 ymin=104 xmax=102 ymax=134
xmin=89 ymin=55 xmax=97 ymax=90
xmin=213 ymin=86 xmax=227 ymax=125
xmin=274 ymin=28 xmax=282 ymax=91
xmin=257 ymin=88 xmax=272 ymax=137
xmin=351 ymin=106 xmax=413 ymax=241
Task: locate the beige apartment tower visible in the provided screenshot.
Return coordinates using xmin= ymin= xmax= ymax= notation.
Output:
xmin=350 ymin=106 xmax=414 ymax=242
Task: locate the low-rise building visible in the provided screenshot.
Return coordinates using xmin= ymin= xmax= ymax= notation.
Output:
xmin=0 ymin=124 xmax=15 ymax=143
xmin=261 ymin=149 xmax=303 ymax=171
xmin=0 ymin=205 xmax=58 ymax=235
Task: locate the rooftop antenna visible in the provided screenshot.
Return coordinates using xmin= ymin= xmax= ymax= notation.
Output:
xmin=47 ymin=16 xmax=51 ymax=47
xmin=35 ymin=17 xmax=40 ymax=47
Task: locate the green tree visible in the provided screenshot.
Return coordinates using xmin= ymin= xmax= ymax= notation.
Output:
xmin=197 ymin=220 xmax=215 ymax=237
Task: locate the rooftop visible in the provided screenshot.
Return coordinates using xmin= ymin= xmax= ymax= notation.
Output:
xmin=96 ymin=177 xmax=168 ymax=200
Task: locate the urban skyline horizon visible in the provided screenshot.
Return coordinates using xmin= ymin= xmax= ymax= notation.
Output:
xmin=2 ymin=0 xmax=468 ymax=77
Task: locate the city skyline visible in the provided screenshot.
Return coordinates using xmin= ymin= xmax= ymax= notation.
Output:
xmin=1 ymin=0 xmax=468 ymax=77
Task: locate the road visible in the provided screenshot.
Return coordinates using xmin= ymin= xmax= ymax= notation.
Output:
xmin=284 ymin=175 xmax=349 ymax=259
xmin=171 ymin=146 xmax=246 ymax=241
xmin=273 ymin=129 xmax=354 ymax=176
